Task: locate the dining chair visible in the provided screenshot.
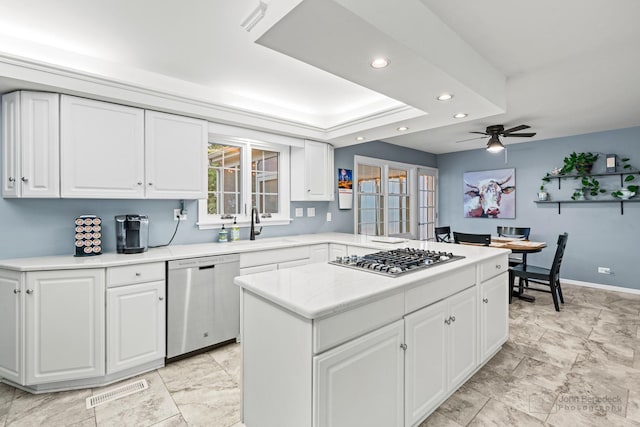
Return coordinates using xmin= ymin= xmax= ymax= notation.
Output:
xmin=435 ymin=226 xmax=452 ymax=242
xmin=509 ymin=233 xmax=569 ymax=312
xmin=497 ymin=226 xmax=531 ymax=267
xmin=453 ymin=232 xmax=491 ymax=246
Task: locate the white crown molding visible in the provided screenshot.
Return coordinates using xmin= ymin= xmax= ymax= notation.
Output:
xmin=0 ymin=52 xmax=421 ymax=143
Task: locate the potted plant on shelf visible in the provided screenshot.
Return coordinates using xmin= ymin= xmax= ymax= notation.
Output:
xmin=538 ymin=174 xmax=551 ymax=201
xmin=561 ymin=152 xmax=599 ymax=175
xmin=611 ymin=157 xmax=639 ymax=199
xmin=574 ymin=176 xmax=606 ymax=199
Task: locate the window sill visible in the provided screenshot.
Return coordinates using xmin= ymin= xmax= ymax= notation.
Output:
xmin=197 ymin=217 xmax=292 ymax=230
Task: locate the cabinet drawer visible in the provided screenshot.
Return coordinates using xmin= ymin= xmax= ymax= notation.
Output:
xmin=479 ymin=255 xmax=508 ymax=282
xmin=240 ymin=246 xmax=310 ymax=268
xmin=405 ymin=265 xmax=475 ymax=314
xmin=107 ymin=262 xmax=165 ymax=287
xmin=240 ymin=264 xmax=278 ymax=276
xmin=313 ymin=292 xmax=404 ymax=354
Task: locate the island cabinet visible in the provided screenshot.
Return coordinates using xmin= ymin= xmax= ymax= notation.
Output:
xmin=0 ymin=268 xmax=105 ymax=388
xmin=404 ymin=286 xmax=477 ymax=426
xmin=239 ymin=254 xmax=508 ymax=427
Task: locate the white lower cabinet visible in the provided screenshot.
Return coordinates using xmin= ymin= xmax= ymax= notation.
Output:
xmin=107 ymin=281 xmax=166 ymax=374
xmin=0 ymin=270 xmax=22 ymax=384
xmin=480 ymin=273 xmax=509 ymax=360
xmin=313 ymin=320 xmax=405 ymax=427
xmin=25 ymin=269 xmax=105 ymax=385
xmin=404 ymin=286 xmax=477 ymax=426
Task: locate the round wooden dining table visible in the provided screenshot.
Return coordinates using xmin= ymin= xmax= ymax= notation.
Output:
xmin=489 ymin=237 xmax=547 ymax=302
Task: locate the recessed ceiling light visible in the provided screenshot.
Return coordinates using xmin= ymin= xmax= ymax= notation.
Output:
xmin=453 ymin=113 xmax=468 ymax=119
xmin=397 ymin=126 xmax=409 ymax=131
xmin=355 ymin=136 xmax=365 ymax=141
xmin=437 ymin=93 xmax=453 ymax=101
xmin=370 ymin=58 xmax=389 ymax=69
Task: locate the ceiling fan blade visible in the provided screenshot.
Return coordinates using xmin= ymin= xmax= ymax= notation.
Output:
xmin=502 ymin=124 xmax=530 ymax=134
xmin=503 ymin=132 xmax=536 ymax=138
xmin=469 ymin=131 xmax=488 ymax=135
xmin=455 ymin=136 xmax=486 ymax=143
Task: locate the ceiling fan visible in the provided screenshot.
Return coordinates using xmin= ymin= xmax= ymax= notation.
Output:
xmin=457 ymin=124 xmax=536 ymax=152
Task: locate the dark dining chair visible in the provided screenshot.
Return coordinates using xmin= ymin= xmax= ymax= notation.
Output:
xmin=509 ymin=233 xmax=569 ymax=312
xmin=453 ymin=232 xmax=491 ymax=246
xmin=497 ymin=226 xmax=531 ymax=267
xmin=435 ymin=226 xmax=452 ymax=242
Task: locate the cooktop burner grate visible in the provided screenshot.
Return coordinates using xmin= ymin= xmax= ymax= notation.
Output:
xmin=329 ymin=248 xmax=465 ymax=277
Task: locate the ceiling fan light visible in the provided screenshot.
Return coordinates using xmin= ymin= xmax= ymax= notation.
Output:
xmin=486 ymin=136 xmax=505 ymax=153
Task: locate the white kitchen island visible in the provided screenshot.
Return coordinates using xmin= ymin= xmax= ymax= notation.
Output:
xmin=235 ymin=241 xmax=510 ymax=427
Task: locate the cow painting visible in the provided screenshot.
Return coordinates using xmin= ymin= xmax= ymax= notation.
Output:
xmin=463 ymin=169 xmax=516 ymax=218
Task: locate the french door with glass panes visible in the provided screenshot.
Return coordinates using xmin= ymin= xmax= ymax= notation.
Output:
xmin=355 ymin=156 xmax=417 ymax=239
xmin=418 ymin=168 xmax=438 ymax=241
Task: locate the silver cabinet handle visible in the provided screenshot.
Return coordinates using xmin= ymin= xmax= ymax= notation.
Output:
xmin=496 ymin=264 xmax=501 ymax=269
xmin=13 ymin=289 xmax=21 ymax=294
xmin=8 ymin=176 xmax=15 ymax=182
xmin=26 ymin=289 xmax=33 ymax=294
xmin=159 ymin=296 xmax=164 ymax=301
xmin=135 ymin=272 xmax=141 ymax=277
xmin=400 ymin=343 xmax=407 ymax=351
xmin=450 ymin=315 xmax=456 ymax=322
xmin=444 ymin=318 xmax=451 ymax=325
xmin=21 ymin=177 xmax=28 ymax=182
xmin=148 ymin=182 xmax=153 ymax=186
xmin=483 ymin=298 xmax=489 ymax=303
xmin=137 ymin=181 xmax=143 ymax=186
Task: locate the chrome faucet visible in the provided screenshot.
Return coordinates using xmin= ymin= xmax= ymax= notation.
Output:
xmin=250 ymin=207 xmax=262 ymax=240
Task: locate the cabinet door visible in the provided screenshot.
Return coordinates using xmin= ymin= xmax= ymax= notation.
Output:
xmin=480 ymin=274 xmax=509 ymax=361
xmin=239 ymin=264 xmax=278 ymax=275
xmin=2 ymin=92 xmax=20 ymax=198
xmin=107 ymin=281 xmax=166 ymax=374
xmin=25 ymin=269 xmax=105 ymax=384
xmin=145 ymin=110 xmax=207 ymax=199
xmin=309 ymin=244 xmax=329 ymax=264
xmin=447 ymin=287 xmax=477 ymax=389
xmin=0 ymin=270 xmax=23 ymax=384
xmin=329 ymin=244 xmax=346 ymax=261
xmin=20 ymin=92 xmax=60 ymax=198
xmin=278 ymin=258 xmax=309 ymax=270
xmin=314 ymin=320 xmax=404 ymax=427
xmin=61 ymin=95 xmax=144 ymax=198
xmin=305 ymin=141 xmax=329 ymax=200
xmin=404 ymin=299 xmax=447 ymax=427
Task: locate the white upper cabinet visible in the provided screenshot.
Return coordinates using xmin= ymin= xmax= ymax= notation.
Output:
xmin=61 ymin=95 xmax=145 ymax=199
xmin=145 ymin=110 xmax=207 ymax=199
xmin=2 ymin=91 xmax=60 ymax=198
xmin=291 ymin=140 xmax=334 ymax=201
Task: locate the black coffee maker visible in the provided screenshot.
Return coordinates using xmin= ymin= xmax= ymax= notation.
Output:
xmin=115 ymin=215 xmax=149 ymax=254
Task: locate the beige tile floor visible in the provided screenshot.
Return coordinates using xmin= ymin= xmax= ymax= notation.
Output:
xmin=1 ymin=283 xmax=639 ymax=427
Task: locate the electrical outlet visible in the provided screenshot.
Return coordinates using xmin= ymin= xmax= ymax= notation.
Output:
xmin=597 ymin=267 xmax=611 ymax=274
xmin=174 ymin=209 xmax=187 ymax=221
xmin=307 ymin=207 xmax=315 ymax=217
xmin=295 ymin=208 xmax=304 ymax=217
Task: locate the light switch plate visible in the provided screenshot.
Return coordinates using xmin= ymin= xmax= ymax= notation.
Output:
xmin=295 ymin=208 xmax=304 ymax=217
xmin=307 ymin=207 xmax=316 ymax=217
xmin=326 ymin=212 xmax=332 ymax=222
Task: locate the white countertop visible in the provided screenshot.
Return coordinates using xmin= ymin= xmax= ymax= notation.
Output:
xmin=0 ymin=232 xmax=440 ymax=271
xmin=234 ymin=239 xmax=509 ymax=319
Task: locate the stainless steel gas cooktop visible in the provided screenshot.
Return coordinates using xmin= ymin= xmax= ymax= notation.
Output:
xmin=329 ymin=248 xmax=465 ymax=277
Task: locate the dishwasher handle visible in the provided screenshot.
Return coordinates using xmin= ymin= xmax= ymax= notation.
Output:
xmin=199 ymin=264 xmax=215 ymax=270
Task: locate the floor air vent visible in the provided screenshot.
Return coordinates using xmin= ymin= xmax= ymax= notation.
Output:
xmin=86 ymin=379 xmax=149 ymax=409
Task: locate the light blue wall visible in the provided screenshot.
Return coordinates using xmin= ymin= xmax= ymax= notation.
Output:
xmin=437 ymin=126 xmax=640 ymax=290
xmin=329 ymin=140 xmax=438 ymax=233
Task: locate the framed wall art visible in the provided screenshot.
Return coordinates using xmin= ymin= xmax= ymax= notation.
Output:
xmin=463 ymin=168 xmax=515 ymax=218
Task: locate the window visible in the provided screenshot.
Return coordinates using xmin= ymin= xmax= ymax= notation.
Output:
xmin=198 ymin=137 xmax=290 ymax=228
xmin=355 ymin=156 xmax=422 ymax=239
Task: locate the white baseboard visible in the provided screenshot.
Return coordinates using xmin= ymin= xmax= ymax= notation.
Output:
xmin=561 ymin=278 xmax=640 ymax=295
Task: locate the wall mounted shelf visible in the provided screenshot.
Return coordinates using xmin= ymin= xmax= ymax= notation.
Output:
xmin=547 ymin=171 xmax=640 ymax=190
xmin=534 ymin=198 xmax=640 ymax=214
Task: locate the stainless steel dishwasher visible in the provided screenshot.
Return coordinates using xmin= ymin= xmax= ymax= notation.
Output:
xmin=167 ymin=254 xmax=240 ymax=359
